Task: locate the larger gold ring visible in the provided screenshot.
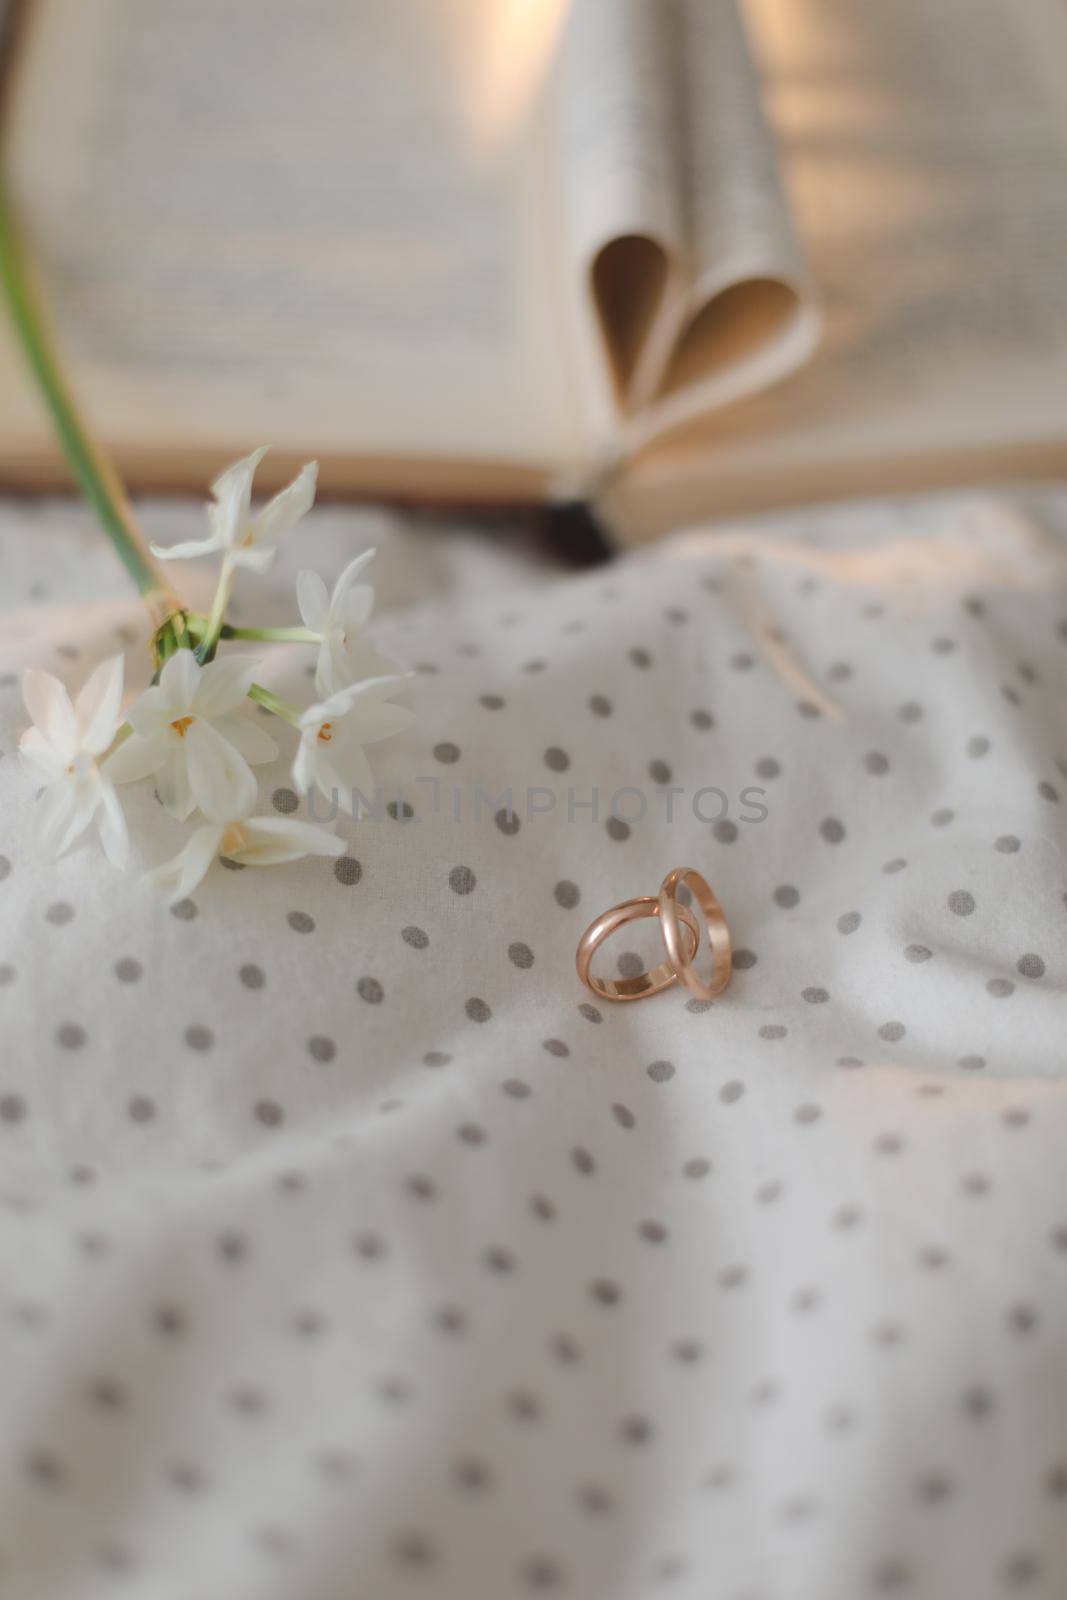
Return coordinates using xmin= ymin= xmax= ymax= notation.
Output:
xmin=575 ymin=895 xmax=701 ymax=1002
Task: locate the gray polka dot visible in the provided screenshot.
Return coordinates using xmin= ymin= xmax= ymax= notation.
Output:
xmin=45 ymin=901 xmax=74 ymax=926
xmin=0 ymin=856 xmax=10 ymax=882
xmin=712 ymin=819 xmax=738 ymax=843
xmin=878 ymin=1022 xmax=906 ymax=1042
xmin=543 ymin=1039 xmax=569 ymax=1058
xmin=57 ymin=1022 xmax=86 ymax=1050
xmin=967 ymin=735 xmax=990 ymax=758
xmin=255 ymin=1100 xmax=285 ymax=1127
xmin=185 ymin=1024 xmax=213 ymax=1052
xmin=554 ymin=880 xmax=580 ymax=909
xmin=0 ymin=1094 xmax=27 ymax=1123
xmin=987 ymin=978 xmax=1015 ymax=998
xmin=649 ymin=758 xmax=672 ymax=785
xmin=357 ymin=977 xmax=383 ymax=1004
xmin=683 ymin=1157 xmax=710 ymax=1178
xmin=948 ymin=890 xmax=975 ymax=916
xmin=720 ymin=1080 xmax=745 ymax=1104
xmin=591 ymin=1279 xmax=621 ymax=1306
xmin=589 ymin=694 xmax=612 ymax=717
xmin=268 ymin=786 xmax=299 ymax=817
xmin=502 ymin=1078 xmax=531 ymax=1099
xmin=115 ymin=957 xmax=142 ymax=983
xmin=759 ymin=1024 xmax=786 ymax=1040
xmin=795 ymin=1104 xmax=822 ymax=1125
xmin=755 ymin=757 xmax=780 ymax=779
xmin=449 ymin=865 xmax=476 ymax=895
xmin=898 ymin=702 xmax=923 ymax=723
xmin=287 ymin=910 xmax=315 ymax=933
xmin=612 ymin=1103 xmax=636 ymax=1129
xmin=480 ymin=693 xmax=505 ymax=710
xmin=170 ymin=897 xmax=198 ymax=920
xmin=578 ymin=1002 xmax=601 ymax=1023
xmin=308 ymin=1036 xmax=335 ymax=1062
xmin=605 ymin=816 xmax=631 ymax=842
xmin=931 ymin=807 xmax=954 ymax=828
xmin=995 ymin=835 xmax=1021 ymax=853
xmin=544 ymin=747 xmax=570 ymax=772
xmin=495 ymin=807 xmax=521 ymax=836
xmin=863 ymin=752 xmax=889 ymax=775
xmin=508 ymin=942 xmax=534 ymax=969
xmin=958 ymin=1054 xmax=985 ymax=1071
xmin=690 ymin=709 xmax=714 ymax=731
xmin=239 ymin=964 xmax=265 ymax=989
xmin=433 ymin=742 xmax=460 ymax=764
xmin=572 ymin=1147 xmax=595 ymax=1175
xmin=904 ymin=944 xmax=932 ymax=963
xmin=733 ymin=948 xmax=757 ymax=970
xmin=386 ymin=800 xmax=414 ymax=822
xmin=128 ymin=1095 xmax=157 ymax=1123
xmin=883 ymin=858 xmax=907 ymax=874
xmin=629 ymin=647 xmax=652 ymax=669
xmin=819 ymin=817 xmax=846 ymax=844
xmin=0 ymin=964 xmax=15 ymax=987
xmin=1017 ymin=953 xmax=1045 ymax=979
xmin=1038 ymin=780 xmax=1059 ymax=803
xmin=837 ymin=911 xmax=861 ymax=935
xmin=402 ymin=926 xmax=429 ymax=950
xmin=774 ymin=885 xmax=800 ymax=909
xmin=802 ymin=987 xmax=829 ymax=1004
xmin=423 ymin=1051 xmax=450 ymax=1068
xmin=647 ymin=1060 xmax=675 ymax=1083
xmin=334 ymin=856 xmax=362 ymax=885
xmin=466 ymin=997 xmax=491 ymax=1023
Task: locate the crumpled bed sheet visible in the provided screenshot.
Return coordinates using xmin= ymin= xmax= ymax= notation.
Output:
xmin=0 ymin=486 xmax=1066 ymax=1600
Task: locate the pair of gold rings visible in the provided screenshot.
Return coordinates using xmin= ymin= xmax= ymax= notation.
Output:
xmin=575 ymin=867 xmax=732 ymax=1004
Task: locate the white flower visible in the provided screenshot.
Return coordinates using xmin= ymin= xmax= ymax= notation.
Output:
xmin=150 ymin=447 xmax=317 ymax=572
xmin=19 ymin=655 xmax=130 ymax=867
xmin=297 ymin=548 xmax=400 ymax=696
xmin=293 ymin=674 xmax=414 ymax=815
xmin=105 ymin=650 xmax=276 ymax=822
xmin=144 ymin=815 xmax=345 ymax=905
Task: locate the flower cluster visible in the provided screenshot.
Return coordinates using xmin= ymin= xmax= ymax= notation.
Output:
xmin=18 ymin=450 xmax=413 ymax=901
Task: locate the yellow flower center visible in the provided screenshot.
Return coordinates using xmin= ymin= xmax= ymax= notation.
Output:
xmin=170 ymin=715 xmax=195 ymax=737
xmin=317 ymin=721 xmax=334 ymax=743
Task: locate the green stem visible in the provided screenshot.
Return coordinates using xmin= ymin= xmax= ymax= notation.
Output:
xmin=222 ymin=624 xmax=320 ymax=644
xmin=0 ymin=174 xmax=178 ymax=608
xmin=195 ymin=559 xmax=235 ymax=664
xmin=248 ymin=682 xmax=302 ymax=726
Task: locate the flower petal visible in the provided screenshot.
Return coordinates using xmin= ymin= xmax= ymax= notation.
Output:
xmin=95 ymin=781 xmax=130 ymax=871
xmin=330 ymin=546 xmax=376 ymax=606
xmin=158 ymin=648 xmax=201 ymax=710
xmin=335 ymin=584 xmax=375 ymax=632
xmin=19 ymin=726 xmax=68 ymax=786
xmin=74 ymin=655 xmax=125 ymax=754
xmin=210 ymin=446 xmax=268 ymax=550
xmin=346 ymin=699 xmax=416 ymax=744
xmin=156 ymin=750 xmax=195 ymax=820
xmin=149 ymin=532 xmax=225 ymax=562
xmin=249 ymin=460 xmax=317 ymax=550
xmin=228 ymin=816 xmax=345 ymax=866
xmin=228 ymin=544 xmax=279 ymax=574
xmin=143 ymin=824 xmax=224 ymax=904
xmin=317 ymin=639 xmax=403 ymax=698
xmin=22 ymin=667 xmax=76 ymax=749
xmin=104 ymin=732 xmax=167 ymax=785
xmin=291 ymin=733 xmax=316 ymax=794
xmin=296 ymin=569 xmax=330 ymax=632
xmin=192 ymin=654 xmax=260 ymax=718
xmin=185 ymin=719 xmax=257 ymax=823
xmin=125 ymin=684 xmax=175 ymax=740
xmin=213 ymin=711 xmax=279 ymax=765
xmin=30 ymin=783 xmax=80 ymax=859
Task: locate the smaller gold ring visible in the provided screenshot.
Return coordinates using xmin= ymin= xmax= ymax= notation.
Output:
xmin=576 ymin=895 xmax=700 ymax=1002
xmin=657 ymin=868 xmax=732 ymax=1001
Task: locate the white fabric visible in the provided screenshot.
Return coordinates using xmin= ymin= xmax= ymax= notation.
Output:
xmin=1 ymin=487 xmax=1066 ymax=1600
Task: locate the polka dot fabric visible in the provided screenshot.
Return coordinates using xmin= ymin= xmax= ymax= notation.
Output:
xmin=1 ymin=489 xmax=1067 ymax=1599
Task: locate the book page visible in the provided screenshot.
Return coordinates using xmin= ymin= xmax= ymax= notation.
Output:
xmin=556 ymin=0 xmax=818 ymax=449
xmin=605 ymin=0 xmax=1067 ymax=540
xmin=0 ymin=0 xmax=587 ymax=492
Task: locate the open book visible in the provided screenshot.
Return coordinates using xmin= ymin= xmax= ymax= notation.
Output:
xmin=1 ymin=0 xmax=1066 ymax=544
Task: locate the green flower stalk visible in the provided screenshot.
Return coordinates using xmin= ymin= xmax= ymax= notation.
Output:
xmin=0 ymin=173 xmax=183 ymax=642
